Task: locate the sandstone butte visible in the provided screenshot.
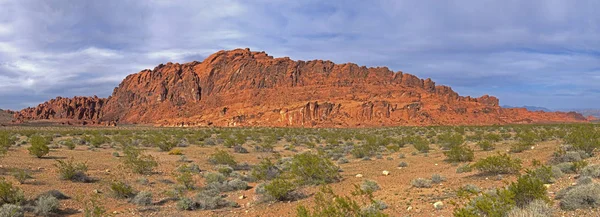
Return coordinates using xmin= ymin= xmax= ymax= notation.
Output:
xmin=13 ymin=48 xmax=591 ymax=127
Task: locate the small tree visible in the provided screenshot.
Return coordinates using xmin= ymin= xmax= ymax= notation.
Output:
xmin=28 ymin=135 xmax=50 ymax=158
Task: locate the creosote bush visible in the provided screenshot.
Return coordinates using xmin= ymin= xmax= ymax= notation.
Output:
xmin=28 ymin=135 xmax=50 ymax=158
xmin=208 ymin=150 xmax=237 ymax=167
xmin=296 ymin=186 xmax=388 ymax=217
xmin=110 ymin=181 xmax=136 ymax=199
xmin=289 ymin=152 xmax=340 ymax=185
xmin=472 ymin=153 xmax=522 ymax=175
xmin=444 ymin=145 xmax=474 ymax=162
xmin=0 ymin=179 xmax=24 ymax=205
xmin=55 ymin=158 xmax=91 ymax=182
xmin=122 ymin=146 xmax=158 ymax=175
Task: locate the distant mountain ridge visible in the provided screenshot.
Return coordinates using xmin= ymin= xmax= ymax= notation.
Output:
xmin=503 ymin=105 xmax=600 ymax=118
xmin=502 ymin=105 xmax=552 ymax=112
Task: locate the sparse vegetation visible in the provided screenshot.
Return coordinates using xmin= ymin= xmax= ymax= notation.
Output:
xmin=55 ymin=158 xmax=91 ymax=182
xmin=472 ymin=153 xmax=522 ymax=175
xmin=28 ymin=135 xmax=50 ymax=158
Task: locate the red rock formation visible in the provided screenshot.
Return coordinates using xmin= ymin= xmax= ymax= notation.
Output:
xmin=15 ymin=48 xmax=590 ymax=127
xmin=14 ymin=96 xmax=106 ymax=124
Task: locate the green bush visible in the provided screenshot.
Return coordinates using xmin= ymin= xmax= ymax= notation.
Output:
xmin=176 ymin=171 xmax=194 ymax=190
xmin=55 ymin=158 xmax=90 ymax=182
xmin=454 ymin=189 xmax=516 ymax=217
xmin=580 ymin=164 xmax=600 ymax=178
xmin=508 ymin=175 xmax=549 ymax=207
xmin=11 ymin=169 xmax=31 ymax=184
xmin=63 ymin=140 xmax=76 ymax=150
xmin=208 ymin=150 xmax=237 ymax=167
xmin=472 ymin=153 xmax=522 ymax=175
xmin=82 ymin=194 xmax=107 ymax=217
xmin=250 ymin=158 xmax=280 ymax=181
xmin=0 ymin=179 xmax=24 ymax=205
xmin=262 ymin=178 xmax=296 ymax=201
xmin=203 ymin=172 xmax=226 ymax=184
xmin=444 ymin=145 xmax=474 ymax=162
xmin=289 ymin=152 xmax=340 ymax=185
xmin=456 ymin=164 xmax=472 ymax=173
xmin=296 ymin=186 xmax=388 ymax=217
xmin=28 ymin=135 xmax=50 ymax=158
xmin=110 ymin=181 xmax=136 ymax=199
xmin=176 ymin=197 xmax=197 ymax=211
xmin=413 ymin=138 xmax=430 ymax=153
xmin=0 ymin=132 xmax=16 ymax=156
xmin=122 ymin=146 xmax=158 ymax=175
xmin=477 ymin=140 xmax=495 ymax=151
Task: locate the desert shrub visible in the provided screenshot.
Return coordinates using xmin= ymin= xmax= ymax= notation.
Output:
xmin=444 ymin=145 xmax=474 ymax=162
xmin=360 ymin=180 xmax=380 ymax=194
xmin=507 ymin=199 xmax=554 ymax=217
xmin=208 ymin=150 xmax=237 ymax=167
xmin=527 ymin=165 xmax=561 ymax=184
xmin=456 ymin=184 xmax=481 ymax=197
xmin=37 ymin=190 xmax=69 ymax=200
xmin=261 ymin=178 xmax=297 ymax=201
xmin=296 ymin=185 xmax=388 ymax=217
xmin=510 ymin=141 xmax=531 ymax=153
xmin=360 ymin=200 xmax=388 ymax=215
xmin=472 ymin=153 xmax=522 ymax=175
xmin=580 ymin=164 xmax=600 ymax=178
xmin=177 ymin=163 xmax=201 ymax=174
xmin=122 ymin=146 xmax=158 ymax=175
xmin=63 ymin=140 xmax=76 ymax=150
xmin=477 ymin=140 xmax=495 ymax=151
xmin=289 ymin=152 xmax=340 ymax=185
xmin=0 ymin=204 xmax=24 ymax=217
xmin=437 ymin=133 xmax=464 ymax=150
xmin=28 ymin=135 xmax=50 ymax=158
xmin=431 ymin=174 xmax=446 ymax=184
xmin=168 ymin=149 xmax=183 ymax=155
xmin=226 ymin=178 xmax=248 ymax=191
xmin=11 ymin=169 xmax=31 ymax=184
xmin=250 ymin=158 xmax=280 ymax=181
xmin=455 ymin=173 xmax=549 ymax=216
xmin=454 ymin=189 xmax=515 ymax=216
xmin=411 ymin=178 xmax=432 ymax=188
xmin=82 ymin=195 xmax=107 ymax=217
xmin=203 ymin=172 xmax=226 ymax=184
xmin=456 ymin=163 xmax=472 ymax=173
xmin=413 ymin=138 xmax=430 ymax=153
xmin=176 ymin=171 xmax=194 ymax=190
xmin=110 ymin=181 xmax=136 ymax=199
xmin=194 ymin=189 xmax=238 ymax=210
xmin=131 ymin=191 xmax=152 ymax=206
xmin=176 ymin=197 xmax=197 ymax=211
xmin=398 ymin=161 xmax=408 ymax=168
xmin=34 ymin=195 xmax=59 ymax=216
xmin=55 ymin=158 xmax=91 ymax=182
xmin=216 ymin=165 xmax=234 ymax=176
xmin=558 ymin=182 xmax=600 ymax=210
xmin=0 ymin=132 xmax=16 ymax=156
xmin=337 ymin=157 xmax=349 ymax=164
xmin=508 ymin=174 xmax=549 ymax=207
xmin=0 ymin=179 xmax=24 ymax=205
xmin=233 ymin=145 xmax=249 ymax=153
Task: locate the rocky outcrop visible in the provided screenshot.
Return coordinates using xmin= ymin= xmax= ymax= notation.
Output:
xmin=14 ymin=96 xmax=106 ymax=124
xmin=14 ymin=48 xmax=590 ymax=127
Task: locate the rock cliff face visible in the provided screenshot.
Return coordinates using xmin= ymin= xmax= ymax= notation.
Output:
xmin=14 ymin=48 xmax=590 ymax=127
xmin=14 ymin=96 xmax=106 ymax=124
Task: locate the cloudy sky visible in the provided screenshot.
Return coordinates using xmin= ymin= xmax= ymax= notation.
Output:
xmin=0 ymin=0 xmax=598 ymax=110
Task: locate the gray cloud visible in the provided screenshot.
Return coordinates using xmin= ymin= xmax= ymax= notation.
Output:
xmin=0 ymin=0 xmax=598 ymax=110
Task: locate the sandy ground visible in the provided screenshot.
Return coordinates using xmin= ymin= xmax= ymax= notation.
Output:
xmin=0 ymin=130 xmax=599 ymax=217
